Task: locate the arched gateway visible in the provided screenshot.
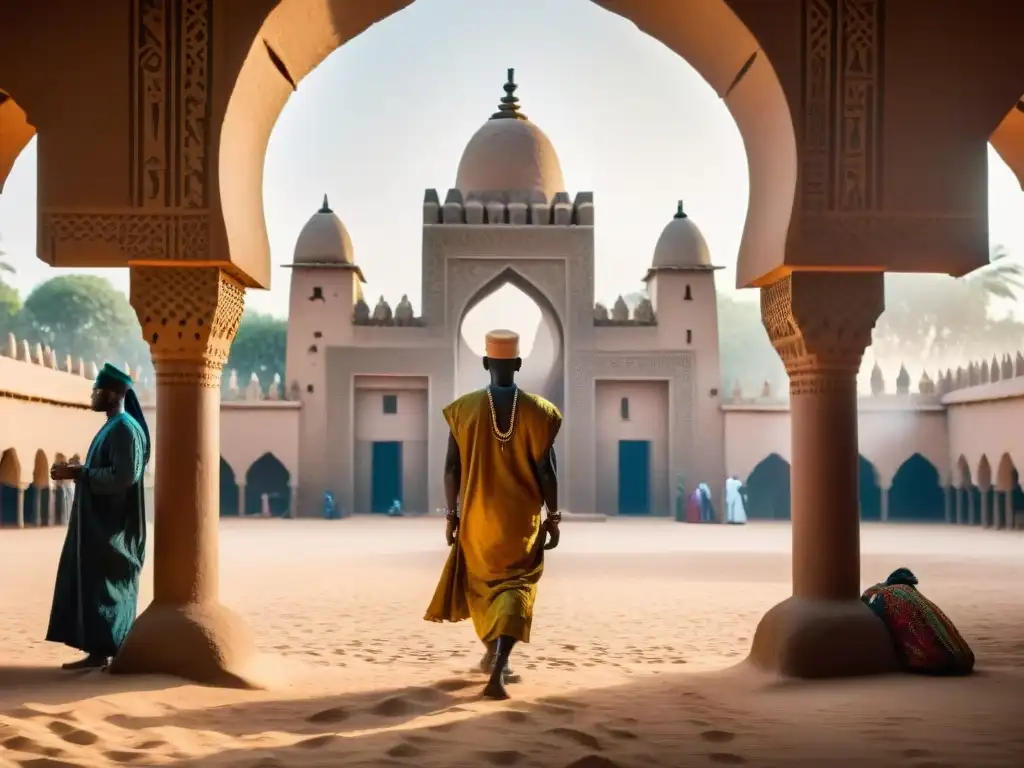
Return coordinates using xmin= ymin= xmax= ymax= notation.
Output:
xmin=5 ymin=0 xmax=1023 ymax=688
xmin=283 ymin=72 xmax=725 ymax=521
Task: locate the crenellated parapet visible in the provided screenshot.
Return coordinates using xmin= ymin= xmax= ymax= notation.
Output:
xmin=422 ymin=188 xmax=594 ymax=227
xmin=593 ymin=295 xmax=656 ymax=327
xmin=352 ymin=294 xmax=426 ymax=327
xmin=221 ymin=370 xmax=297 ymax=403
xmin=724 ymin=350 xmax=1024 ymax=406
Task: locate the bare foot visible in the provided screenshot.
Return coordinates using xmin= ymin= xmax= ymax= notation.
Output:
xmin=482 ymin=676 xmax=509 ymax=700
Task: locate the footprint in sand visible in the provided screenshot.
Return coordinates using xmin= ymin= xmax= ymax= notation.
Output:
xmin=306 ymin=707 xmax=351 ymax=724
xmin=597 ymin=724 xmax=637 ymax=741
xmin=707 ymin=753 xmax=747 ymax=765
xmin=296 ymin=734 xmax=337 ymax=749
xmin=563 ymin=756 xmax=622 ymax=768
xmin=500 ymin=710 xmax=532 ymax=724
xmin=3 ymin=735 xmax=59 ymax=756
xmin=370 ymin=696 xmax=413 ymax=717
xmin=47 ymin=720 xmax=99 ymax=746
xmin=432 ymin=678 xmax=476 ymax=692
xmin=386 ymin=741 xmax=423 ymax=758
xmin=103 ymin=750 xmax=146 ymax=764
xmin=545 ymin=727 xmax=602 ymax=751
xmin=902 ymin=749 xmax=932 ymax=758
xmin=478 ymin=749 xmax=525 ymax=766
xmin=700 ymin=730 xmax=736 ymax=744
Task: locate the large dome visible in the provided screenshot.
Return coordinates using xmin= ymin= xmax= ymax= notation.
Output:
xmin=293 ymin=196 xmax=355 ymax=265
xmin=455 ymin=69 xmax=564 ymax=203
xmin=651 ymin=201 xmax=713 ymax=269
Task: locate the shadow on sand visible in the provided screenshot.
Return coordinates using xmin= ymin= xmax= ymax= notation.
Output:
xmin=4 ymin=663 xmax=1022 ymax=768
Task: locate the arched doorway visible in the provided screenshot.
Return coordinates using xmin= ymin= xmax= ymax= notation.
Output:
xmin=456 ymin=267 xmax=564 ymax=409
xmin=53 ymin=452 xmax=69 ymax=525
xmin=220 ymin=457 xmax=240 ymax=517
xmin=745 ymin=454 xmax=790 ymax=520
xmin=244 ymin=453 xmax=291 ymax=517
xmin=888 ymin=453 xmax=944 ymax=521
xmin=219 ymin=0 xmax=797 ymax=295
xmin=858 ymin=455 xmax=882 ymax=521
xmin=0 ymin=448 xmax=21 ymax=526
xmin=25 ymin=449 xmax=49 ymax=526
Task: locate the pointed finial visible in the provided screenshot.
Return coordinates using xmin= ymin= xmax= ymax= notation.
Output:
xmin=319 ymin=194 xmax=332 ymax=214
xmin=490 ymin=68 xmax=528 ymax=121
xmin=674 ymin=200 xmax=687 ymax=219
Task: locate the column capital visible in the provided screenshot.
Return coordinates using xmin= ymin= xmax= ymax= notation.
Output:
xmin=129 ymin=266 xmax=245 ymax=388
xmin=761 ymin=272 xmax=884 ymax=394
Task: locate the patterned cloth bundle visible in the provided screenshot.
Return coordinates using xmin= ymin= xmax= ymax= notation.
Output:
xmin=861 ymin=567 xmax=975 ymax=676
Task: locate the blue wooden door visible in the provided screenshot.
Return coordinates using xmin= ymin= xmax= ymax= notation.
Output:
xmin=371 ymin=441 xmax=403 ymax=513
xmin=618 ymin=440 xmax=651 ymax=516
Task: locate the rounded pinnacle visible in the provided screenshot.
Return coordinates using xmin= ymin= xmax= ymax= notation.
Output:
xmin=674 ymin=200 xmax=687 ymax=219
xmin=319 ymin=194 xmax=332 ymax=213
xmin=490 ymin=68 xmax=528 ymax=121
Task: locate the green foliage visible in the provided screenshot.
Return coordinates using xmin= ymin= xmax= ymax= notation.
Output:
xmin=0 ymin=235 xmax=14 ymax=285
xmin=0 ymin=281 xmax=20 ymax=337
xmin=226 ymin=310 xmax=288 ymax=394
xmin=17 ymin=274 xmax=149 ymax=369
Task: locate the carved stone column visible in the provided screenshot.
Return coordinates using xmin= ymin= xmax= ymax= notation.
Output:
xmin=749 ymin=273 xmax=896 ymax=678
xmin=109 ymin=267 xmax=260 ymax=688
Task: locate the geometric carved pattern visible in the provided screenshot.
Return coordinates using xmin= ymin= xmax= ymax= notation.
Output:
xmin=129 ymin=266 xmax=245 ymax=387
xmin=760 ymin=272 xmax=884 ymax=395
xmin=39 ymin=211 xmax=210 ymax=262
xmin=131 ymin=0 xmax=213 ymax=210
xmin=802 ymin=0 xmax=883 ymax=213
xmin=45 ymin=0 xmax=214 ymax=266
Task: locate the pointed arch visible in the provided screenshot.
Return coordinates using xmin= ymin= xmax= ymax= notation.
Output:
xmin=745 ymin=453 xmax=790 ymax=520
xmin=956 ymin=455 xmax=972 ymax=489
xmin=53 ymin=452 xmax=69 ymax=525
xmin=458 ymin=265 xmax=565 ymax=340
xmin=996 ymin=452 xmax=1016 ymax=492
xmin=0 ymin=448 xmax=21 ymax=526
xmin=220 ymin=457 xmax=240 ymax=517
xmin=219 ymin=0 xmax=796 ymax=290
xmin=25 ymin=449 xmax=50 ymax=527
xmin=244 ymin=452 xmax=292 ymax=517
xmin=858 ymin=454 xmax=882 ymax=521
xmin=977 ymin=455 xmax=992 ymax=490
xmin=889 ymin=453 xmax=944 ymax=522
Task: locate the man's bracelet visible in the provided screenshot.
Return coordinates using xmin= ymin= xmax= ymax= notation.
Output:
xmin=546 ymin=509 xmax=562 ymax=524
xmin=444 ymin=508 xmax=459 ymax=522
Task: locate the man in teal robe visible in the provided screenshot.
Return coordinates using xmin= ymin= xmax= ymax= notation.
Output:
xmin=46 ymin=363 xmax=150 ymax=670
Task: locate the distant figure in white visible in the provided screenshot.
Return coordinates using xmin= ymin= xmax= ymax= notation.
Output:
xmin=725 ymin=476 xmax=747 ymax=525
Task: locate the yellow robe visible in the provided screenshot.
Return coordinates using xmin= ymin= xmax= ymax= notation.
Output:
xmin=424 ymin=387 xmax=562 ymax=643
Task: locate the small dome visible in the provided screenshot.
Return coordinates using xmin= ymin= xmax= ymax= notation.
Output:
xmin=455 ymin=69 xmax=564 ymax=203
xmin=293 ymin=195 xmax=355 ymax=265
xmin=651 ymin=201 xmax=712 ymax=269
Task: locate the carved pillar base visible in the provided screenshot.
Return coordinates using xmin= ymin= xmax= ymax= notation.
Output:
xmin=109 ymin=267 xmax=262 ymax=689
xmin=748 ymin=273 xmax=896 ymax=678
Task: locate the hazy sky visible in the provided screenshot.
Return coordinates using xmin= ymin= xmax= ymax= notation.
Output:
xmin=1 ymin=0 xmax=1022 ymax=355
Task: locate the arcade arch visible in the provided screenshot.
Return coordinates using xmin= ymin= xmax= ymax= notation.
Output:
xmin=220 ymin=0 xmax=796 ymax=291
xmin=220 ymin=457 xmax=241 ymax=517
xmin=25 ymin=448 xmax=49 ymax=526
xmin=245 ymin=452 xmax=292 ymax=518
xmin=888 ymin=454 xmax=944 ymax=522
xmin=0 ymin=448 xmax=20 ymax=526
xmin=745 ymin=453 xmax=790 ymax=521
xmin=457 ymin=268 xmax=564 ymax=407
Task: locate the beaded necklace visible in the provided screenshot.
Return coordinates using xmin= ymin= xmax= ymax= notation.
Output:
xmin=486 ymin=386 xmax=519 ymax=452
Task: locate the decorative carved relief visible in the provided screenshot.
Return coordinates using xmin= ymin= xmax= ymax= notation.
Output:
xmin=760 ymin=272 xmax=883 ymax=395
xmin=44 ymin=0 xmax=213 ymax=267
xmin=131 ymin=0 xmax=212 ymax=209
xmin=39 ymin=211 xmax=211 ymax=262
xmin=130 ymin=266 xmax=245 ymax=387
xmin=801 ymin=0 xmax=884 ymax=213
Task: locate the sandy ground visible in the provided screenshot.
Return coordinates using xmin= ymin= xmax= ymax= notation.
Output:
xmin=0 ymin=518 xmax=1022 ymax=768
